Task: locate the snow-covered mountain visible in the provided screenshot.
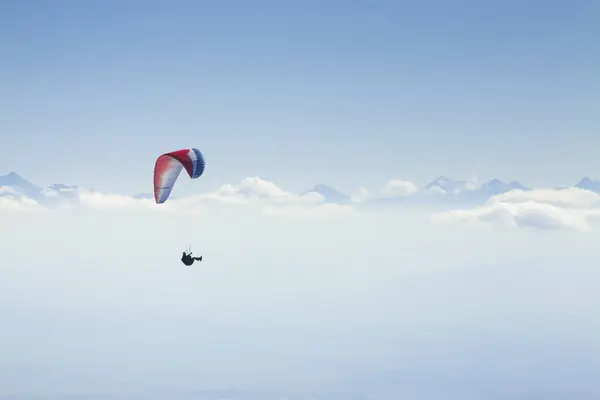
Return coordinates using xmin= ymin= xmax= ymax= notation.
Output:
xmin=293 ymin=176 xmax=535 ymax=209
xmin=424 ymin=175 xmax=476 ymax=196
xmin=421 ymin=176 xmax=530 ymax=198
xmin=0 ymin=172 xmax=83 ymax=207
xmin=302 ymin=184 xmax=351 ymax=204
xmin=352 ymin=176 xmax=532 ymax=206
xmin=575 ymin=177 xmax=600 ymax=193
xmin=1 ymin=171 xmax=597 ymax=210
xmin=0 ymin=172 xmax=43 ymax=198
xmin=450 ymin=178 xmax=531 ymax=204
xmin=478 ymin=178 xmax=529 ymax=193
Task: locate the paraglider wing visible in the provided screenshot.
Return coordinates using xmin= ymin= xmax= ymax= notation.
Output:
xmin=154 ymin=148 xmax=205 ymax=204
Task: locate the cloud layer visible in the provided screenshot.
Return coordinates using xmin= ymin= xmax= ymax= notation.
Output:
xmin=432 ymin=187 xmax=600 ymax=232
xmin=2 ymin=176 xmax=600 ymax=398
xmin=5 ymin=175 xmax=600 ymax=233
xmin=0 ymin=177 xmax=352 ymax=219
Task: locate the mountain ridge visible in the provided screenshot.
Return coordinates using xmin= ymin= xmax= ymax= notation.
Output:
xmin=2 ymin=172 xmax=599 ymax=208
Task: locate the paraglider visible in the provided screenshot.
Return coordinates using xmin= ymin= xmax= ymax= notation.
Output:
xmin=153 ymin=148 xmax=206 ymax=204
xmin=153 ymin=148 xmax=206 ymax=264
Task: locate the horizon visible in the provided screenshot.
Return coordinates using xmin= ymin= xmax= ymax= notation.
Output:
xmin=1 ymin=169 xmax=600 ymax=196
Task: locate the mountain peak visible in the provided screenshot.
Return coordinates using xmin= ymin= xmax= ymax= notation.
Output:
xmin=303 ymin=184 xmax=350 ymax=204
xmin=313 ymin=183 xmax=335 ymax=191
xmin=480 ymin=178 xmax=506 ymax=188
xmin=0 ymin=172 xmax=43 ymax=197
xmin=424 ymin=175 xmax=473 ymax=195
xmin=1 ymin=171 xmax=27 ymax=184
xmin=577 ymin=176 xmax=594 ymax=185
xmin=476 ymin=178 xmax=529 ymax=195
xmin=508 ymin=180 xmax=529 ymax=190
xmin=427 ymin=175 xmax=454 ymax=185
xmin=575 ymin=176 xmax=600 ymax=193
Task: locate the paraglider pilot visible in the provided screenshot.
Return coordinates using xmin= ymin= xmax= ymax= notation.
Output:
xmin=181 ymin=251 xmax=202 ymax=266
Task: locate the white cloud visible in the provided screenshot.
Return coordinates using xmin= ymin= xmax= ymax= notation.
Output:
xmin=351 ymin=179 xmax=419 ymax=202
xmin=0 ymin=186 xmax=22 ymax=197
xmin=382 ymin=180 xmax=419 ymax=197
xmin=0 ymin=176 xmax=347 ymax=218
xmin=431 ymin=187 xmax=600 ymax=232
xmin=208 ymin=177 xmax=326 ymax=206
xmin=0 ymin=194 xmax=45 ymax=212
xmin=79 ymin=191 xmax=158 ymax=210
xmin=263 ymin=202 xmax=354 ymax=218
xmin=491 ymin=187 xmax=600 ymax=209
xmin=167 ymin=176 xmax=345 ymax=218
xmin=7 ymin=177 xmax=600 ymax=233
xmin=351 ymin=187 xmax=372 ymax=202
xmin=3 ymin=177 xmax=600 ymax=397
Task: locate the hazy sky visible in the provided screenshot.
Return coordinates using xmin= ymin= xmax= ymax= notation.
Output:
xmin=2 ymin=0 xmax=600 ymax=195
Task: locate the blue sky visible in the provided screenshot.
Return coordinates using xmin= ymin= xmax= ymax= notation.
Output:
xmin=2 ymin=0 xmax=599 ymax=195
